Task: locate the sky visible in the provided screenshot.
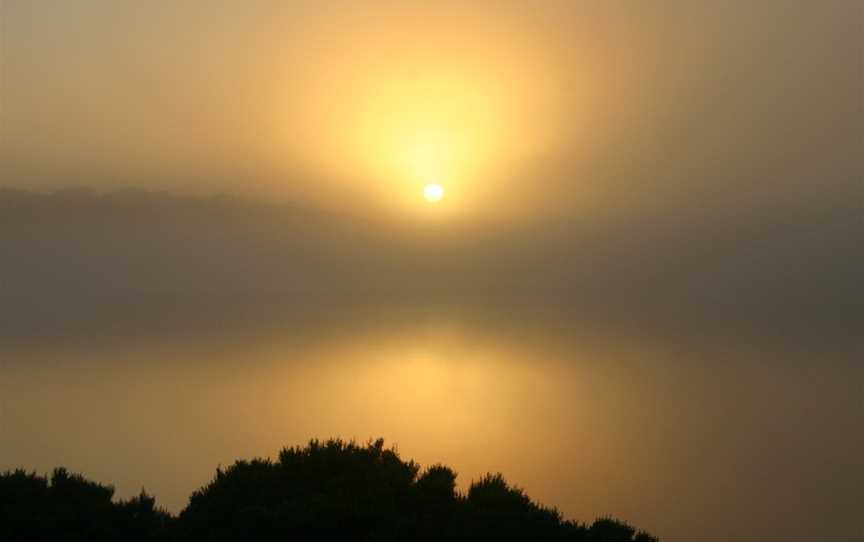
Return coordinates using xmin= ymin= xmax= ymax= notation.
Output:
xmin=1 ymin=0 xmax=860 ymax=337
xmin=1 ymin=0 xmax=860 ymax=222
xmin=0 ymin=2 xmax=862 ymax=541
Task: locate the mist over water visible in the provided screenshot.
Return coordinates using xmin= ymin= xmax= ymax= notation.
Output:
xmin=1 ymin=190 xmax=862 ymax=542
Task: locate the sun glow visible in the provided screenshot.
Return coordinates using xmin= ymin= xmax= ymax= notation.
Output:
xmin=423 ymin=183 xmax=444 ymax=203
xmin=273 ymin=5 xmax=584 ymax=219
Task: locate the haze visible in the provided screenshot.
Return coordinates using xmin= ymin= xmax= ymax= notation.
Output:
xmin=1 ymin=2 xmax=862 ymax=542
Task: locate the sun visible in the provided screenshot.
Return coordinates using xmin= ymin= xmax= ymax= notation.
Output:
xmin=423 ymin=183 xmax=444 ymax=203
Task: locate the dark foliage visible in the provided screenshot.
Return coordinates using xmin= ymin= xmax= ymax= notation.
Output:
xmin=1 ymin=439 xmax=658 ymax=541
xmin=0 ymin=468 xmax=171 ymax=542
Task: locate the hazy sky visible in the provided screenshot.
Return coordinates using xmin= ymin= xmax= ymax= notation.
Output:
xmin=1 ymin=0 xmax=860 ymax=222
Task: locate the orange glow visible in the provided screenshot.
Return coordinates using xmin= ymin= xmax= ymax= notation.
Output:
xmin=423 ymin=183 xmax=444 ymax=203
xmin=270 ymin=5 xmax=594 ymax=220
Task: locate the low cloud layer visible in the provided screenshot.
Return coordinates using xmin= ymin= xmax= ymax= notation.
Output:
xmin=2 ymin=189 xmax=860 ymax=353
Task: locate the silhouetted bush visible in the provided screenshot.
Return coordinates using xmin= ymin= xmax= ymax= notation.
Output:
xmin=0 ymin=468 xmax=171 ymax=541
xmin=1 ymin=439 xmax=658 ymax=541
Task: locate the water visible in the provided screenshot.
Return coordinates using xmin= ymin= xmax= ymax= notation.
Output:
xmin=1 ymin=299 xmax=861 ymax=542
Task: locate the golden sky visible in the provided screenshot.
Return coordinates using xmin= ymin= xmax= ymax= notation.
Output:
xmin=2 ymin=0 xmax=859 ymax=223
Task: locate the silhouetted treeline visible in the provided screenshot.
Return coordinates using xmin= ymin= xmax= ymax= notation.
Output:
xmin=0 ymin=467 xmax=170 ymax=542
xmin=1 ymin=439 xmax=658 ymax=541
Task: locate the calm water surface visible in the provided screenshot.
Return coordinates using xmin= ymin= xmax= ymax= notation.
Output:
xmin=1 ymin=301 xmax=861 ymax=542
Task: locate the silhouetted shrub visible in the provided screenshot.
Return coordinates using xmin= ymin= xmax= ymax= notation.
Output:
xmin=588 ymin=517 xmax=658 ymax=542
xmin=180 ymin=439 xmax=421 ymax=540
xmin=1 ymin=439 xmax=658 ymax=541
xmin=0 ymin=468 xmax=170 ymax=541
